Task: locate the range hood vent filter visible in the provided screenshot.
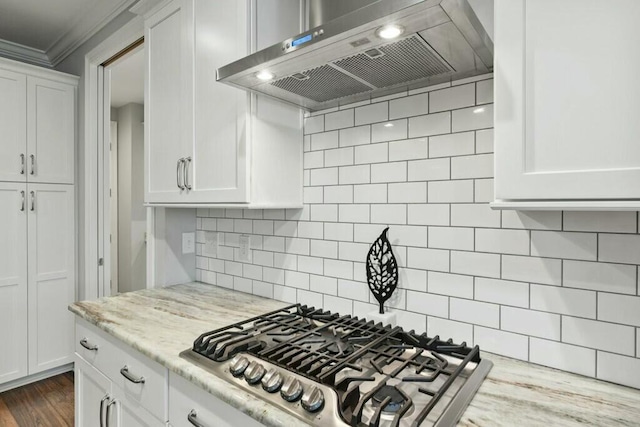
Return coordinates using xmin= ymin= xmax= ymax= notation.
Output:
xmin=271 ymin=64 xmax=372 ymax=103
xmin=334 ymin=35 xmax=453 ymax=89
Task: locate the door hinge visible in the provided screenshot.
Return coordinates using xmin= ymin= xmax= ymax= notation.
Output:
xmin=98 ymin=258 xmax=104 ymax=266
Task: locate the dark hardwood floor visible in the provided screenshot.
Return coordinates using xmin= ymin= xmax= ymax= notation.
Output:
xmin=0 ymin=372 xmax=74 ymax=427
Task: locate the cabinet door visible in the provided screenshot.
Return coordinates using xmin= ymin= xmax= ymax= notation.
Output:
xmin=108 ymin=384 xmax=164 ymax=427
xmin=28 ymin=184 xmax=75 ymax=374
xmin=495 ymin=0 xmax=640 ymax=201
xmin=168 ymin=372 xmax=262 ymax=427
xmin=145 ymin=0 xmax=193 ymax=203
xmin=0 ymin=183 xmax=28 ymax=384
xmin=186 ymin=0 xmax=249 ymax=203
xmin=75 ymin=354 xmax=112 ymax=427
xmin=27 ymin=77 xmax=75 ymax=185
xmin=0 ymin=69 xmax=27 ymax=183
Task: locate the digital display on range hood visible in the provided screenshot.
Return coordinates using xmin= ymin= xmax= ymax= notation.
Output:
xmin=291 ymin=34 xmax=313 ymax=47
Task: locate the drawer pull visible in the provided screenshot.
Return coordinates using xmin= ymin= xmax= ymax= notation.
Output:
xmin=188 ymin=409 xmax=208 ymax=427
xmin=120 ymin=365 xmax=145 ymax=384
xmin=80 ymin=338 xmax=99 ymax=351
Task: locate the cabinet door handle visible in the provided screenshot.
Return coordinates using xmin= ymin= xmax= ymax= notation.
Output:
xmin=106 ymin=398 xmax=116 ymax=427
xmin=80 ymin=338 xmax=98 ymax=351
xmin=187 ymin=409 xmax=208 ymax=427
xmin=177 ymin=158 xmax=185 ymax=190
xmin=20 ymin=191 xmax=25 ymax=212
xmin=184 ymin=157 xmax=192 ymax=190
xmin=100 ymin=394 xmax=110 ymax=427
xmin=30 ymin=191 xmax=35 ymax=212
xmin=30 ymin=154 xmax=35 ymax=175
xmin=120 ymin=365 xmax=145 ymax=384
xmin=20 ymin=154 xmax=25 ymax=175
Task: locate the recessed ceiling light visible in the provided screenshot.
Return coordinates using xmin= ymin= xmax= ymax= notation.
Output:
xmin=256 ymin=70 xmax=275 ymax=81
xmin=376 ymin=24 xmax=404 ymax=40
xmin=473 ymin=107 xmax=485 ymax=114
xmin=384 ymin=123 xmax=394 ymax=127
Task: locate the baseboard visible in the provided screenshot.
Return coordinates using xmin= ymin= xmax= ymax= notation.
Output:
xmin=0 ymin=363 xmax=74 ymax=393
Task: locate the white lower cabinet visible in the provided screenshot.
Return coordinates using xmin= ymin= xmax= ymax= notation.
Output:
xmin=168 ymin=371 xmax=262 ymax=427
xmin=75 ymin=354 xmax=112 ymax=427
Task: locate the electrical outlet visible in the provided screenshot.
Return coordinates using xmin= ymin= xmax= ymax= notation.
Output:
xmin=182 ymin=232 xmax=195 ymax=254
xmin=203 ymin=231 xmax=218 ymax=257
xmin=239 ymin=235 xmax=251 ymax=262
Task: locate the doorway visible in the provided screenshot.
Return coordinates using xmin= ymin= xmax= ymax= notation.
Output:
xmin=103 ymin=43 xmax=146 ymax=295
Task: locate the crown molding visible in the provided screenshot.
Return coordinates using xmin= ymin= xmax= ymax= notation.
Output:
xmin=129 ymin=0 xmax=171 ymax=18
xmin=0 ymin=39 xmax=52 ymax=68
xmin=47 ymin=0 xmax=139 ymax=67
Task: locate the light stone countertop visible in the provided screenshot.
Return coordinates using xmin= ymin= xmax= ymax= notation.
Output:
xmin=69 ymin=282 xmax=640 ymax=427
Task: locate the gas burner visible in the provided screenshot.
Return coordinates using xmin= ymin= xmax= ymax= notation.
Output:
xmin=326 ymin=340 xmax=355 ymax=358
xmin=372 ymin=385 xmax=406 ymax=413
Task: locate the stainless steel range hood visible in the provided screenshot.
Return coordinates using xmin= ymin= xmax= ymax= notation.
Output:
xmin=217 ymin=0 xmax=493 ymax=112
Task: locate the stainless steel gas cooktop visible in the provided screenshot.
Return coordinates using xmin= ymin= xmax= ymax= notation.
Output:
xmin=180 ymin=304 xmax=492 ymax=426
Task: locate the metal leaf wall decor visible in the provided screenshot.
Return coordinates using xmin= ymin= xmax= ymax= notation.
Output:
xmin=366 ymin=227 xmax=398 ymax=314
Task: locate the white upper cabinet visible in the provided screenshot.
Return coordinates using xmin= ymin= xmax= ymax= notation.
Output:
xmin=494 ymin=0 xmax=640 ymax=209
xmin=0 ymin=69 xmax=26 ymax=183
xmin=143 ymin=0 xmax=303 ymax=208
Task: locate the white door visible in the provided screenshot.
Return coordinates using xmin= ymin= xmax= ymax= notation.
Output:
xmin=75 ymin=355 xmax=112 ymax=427
xmin=0 ymin=183 xmax=28 ymax=384
xmin=0 ymin=68 xmax=27 ymax=182
xmin=109 ymin=384 xmax=163 ymax=427
xmin=27 ymin=77 xmax=75 ymax=185
xmin=145 ymin=0 xmax=192 ymax=203
xmin=28 ymin=183 xmax=75 ymax=374
xmin=186 ymin=0 xmax=248 ymax=203
xmin=495 ymin=0 xmax=640 ymax=200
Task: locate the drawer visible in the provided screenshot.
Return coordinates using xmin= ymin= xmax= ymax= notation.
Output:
xmin=168 ymin=371 xmax=262 ymax=427
xmin=75 ymin=318 xmax=168 ymax=421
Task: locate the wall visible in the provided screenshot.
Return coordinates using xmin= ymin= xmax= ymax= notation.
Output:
xmin=115 ymin=103 xmax=146 ymax=292
xmin=195 ymin=74 xmax=640 ymax=389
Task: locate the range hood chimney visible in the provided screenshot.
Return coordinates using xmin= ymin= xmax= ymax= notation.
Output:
xmin=217 ymin=0 xmax=493 ymax=112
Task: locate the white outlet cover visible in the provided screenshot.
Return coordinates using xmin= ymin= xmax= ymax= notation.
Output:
xmin=239 ymin=235 xmax=251 ymax=262
xmin=203 ymin=231 xmax=218 ymax=257
xmin=182 ymin=232 xmax=195 ymax=254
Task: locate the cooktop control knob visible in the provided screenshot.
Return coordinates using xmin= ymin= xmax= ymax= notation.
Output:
xmin=261 ymin=368 xmax=283 ymax=393
xmin=280 ymin=377 xmax=303 ymax=402
xmin=229 ymin=356 xmax=249 ymax=377
xmin=301 ymin=386 xmax=324 ymax=412
xmin=243 ymin=361 xmax=266 ymax=384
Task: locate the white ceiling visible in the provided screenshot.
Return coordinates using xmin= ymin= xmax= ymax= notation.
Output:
xmin=0 ymin=0 xmax=138 ymax=67
xmin=110 ymin=47 xmax=144 ymax=108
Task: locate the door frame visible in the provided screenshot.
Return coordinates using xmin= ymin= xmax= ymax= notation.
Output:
xmin=81 ymin=15 xmax=157 ymax=301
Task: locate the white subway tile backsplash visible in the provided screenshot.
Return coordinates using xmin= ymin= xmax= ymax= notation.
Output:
xmin=475 ymin=278 xmax=529 ymax=308
xmin=562 ymin=317 xmax=635 ymax=356
xmin=408 ymin=112 xmax=451 ymax=138
xmin=428 ymin=180 xmax=474 ymax=203
xmin=389 ymin=93 xmax=429 ymax=119
xmin=598 ymin=293 xmax=640 ymax=327
xmin=429 ymin=227 xmax=474 ymax=251
xmin=371 ymin=119 xmax=408 ymax=142
xmin=531 ymin=285 xmax=595 ymax=318
xmin=474 ymin=326 xmax=529 ymax=361
xmin=451 ymin=251 xmax=500 ymax=278
xmin=323 ymin=185 xmax=352 ymax=205
xmin=530 ymin=338 xmax=595 ymax=377
xmin=563 ymin=260 xmax=636 ymax=294
xmin=597 ymin=352 xmax=640 ymax=389
xmin=476 ymin=229 xmax=530 ymax=255
xmin=388 ymin=182 xmax=426 ymax=203
xmin=429 ymin=131 xmax=475 ymax=158
xmin=429 ymin=84 xmax=475 ymax=113
xmin=599 ymin=234 xmax=640 ymax=264
xmin=563 ymin=211 xmax=637 ymax=233
xmin=355 ymin=102 xmax=388 ymax=125
xmin=355 ymin=143 xmax=388 ymax=165
xmin=325 ymin=109 xmax=354 ymax=131
xmin=428 ymin=272 xmax=474 ymax=299
xmin=389 ymin=138 xmax=428 ymax=161
xmin=407 ymin=204 xmax=450 ymax=226
xmin=531 ymin=231 xmax=597 ymax=261
xmin=196 ymin=77 xmax=640 ymax=388
xmin=501 ymin=307 xmax=560 ymax=340
xmin=450 ymin=299 xmax=499 ymax=328
xmin=452 ymin=104 xmax=493 ymax=132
